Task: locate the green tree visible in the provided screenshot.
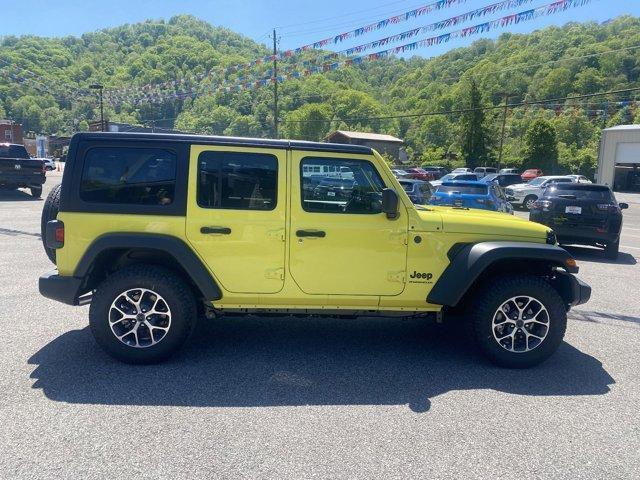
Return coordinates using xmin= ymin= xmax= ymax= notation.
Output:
xmin=459 ymin=79 xmax=489 ymax=168
xmin=523 ymin=119 xmax=559 ymax=174
xmin=283 ymin=104 xmax=333 ymax=141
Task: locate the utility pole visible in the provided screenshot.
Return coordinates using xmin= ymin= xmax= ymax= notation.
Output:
xmin=497 ymin=92 xmax=511 ymax=170
xmin=89 ymin=84 xmax=105 ymax=131
xmin=272 ymin=28 xmax=279 ymax=138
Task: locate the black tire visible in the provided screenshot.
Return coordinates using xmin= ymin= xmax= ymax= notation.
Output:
xmin=604 ymin=239 xmax=619 ymax=259
xmin=89 ymin=264 xmax=197 ymax=364
xmin=470 ymin=274 xmax=567 ymax=368
xmin=40 ymin=184 xmax=61 ymax=265
xmin=523 ymin=195 xmax=537 ymax=210
xmin=30 ymin=186 xmax=42 ymax=198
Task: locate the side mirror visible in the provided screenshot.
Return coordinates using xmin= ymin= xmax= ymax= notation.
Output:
xmin=382 ymin=188 xmax=399 ymax=219
xmin=619 ymin=203 xmax=629 ymax=210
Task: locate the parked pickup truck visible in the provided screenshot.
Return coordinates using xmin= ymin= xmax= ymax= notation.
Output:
xmin=0 ymin=143 xmax=46 ymax=197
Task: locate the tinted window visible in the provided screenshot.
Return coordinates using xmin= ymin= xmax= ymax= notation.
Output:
xmin=198 ymin=151 xmax=277 ymax=210
xmin=437 ymin=185 xmax=488 ymax=195
xmin=400 ymin=182 xmax=414 ymax=192
xmin=418 ymin=183 xmax=433 ymax=196
xmin=544 ymin=178 xmax=573 ymax=185
xmin=0 ymin=144 xmax=29 ymax=158
xmin=545 ymin=186 xmax=614 ymax=201
xmin=80 ymin=147 xmax=176 ymax=205
xmin=456 ymin=174 xmax=479 ymax=181
xmin=301 ymin=157 xmax=385 ymax=214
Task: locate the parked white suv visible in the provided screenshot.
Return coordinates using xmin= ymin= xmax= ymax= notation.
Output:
xmin=504 ymin=175 xmax=575 ymax=210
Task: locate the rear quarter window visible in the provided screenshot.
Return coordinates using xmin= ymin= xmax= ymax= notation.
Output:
xmin=80 ymin=147 xmax=177 ymax=206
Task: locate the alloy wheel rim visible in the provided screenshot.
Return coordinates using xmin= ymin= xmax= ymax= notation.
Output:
xmin=492 ymin=295 xmax=549 ymax=353
xmin=526 ymin=198 xmax=536 ymax=209
xmin=108 ymin=288 xmax=172 ymax=348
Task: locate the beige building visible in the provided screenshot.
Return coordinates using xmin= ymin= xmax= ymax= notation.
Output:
xmin=326 ymin=130 xmax=404 ymax=161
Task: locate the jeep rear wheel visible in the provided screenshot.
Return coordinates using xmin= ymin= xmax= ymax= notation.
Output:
xmin=89 ymin=264 xmax=197 ymax=364
xmin=470 ymin=274 xmax=566 ymax=368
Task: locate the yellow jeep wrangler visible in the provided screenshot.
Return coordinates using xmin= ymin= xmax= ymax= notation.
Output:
xmin=39 ymin=132 xmax=590 ymax=367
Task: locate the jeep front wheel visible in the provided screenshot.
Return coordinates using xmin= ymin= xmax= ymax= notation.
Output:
xmin=470 ymin=274 xmax=567 ymax=368
xmin=89 ymin=265 xmax=197 ymax=364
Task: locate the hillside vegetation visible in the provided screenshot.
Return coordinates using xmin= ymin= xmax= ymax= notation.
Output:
xmin=2 ymin=15 xmax=640 ymax=174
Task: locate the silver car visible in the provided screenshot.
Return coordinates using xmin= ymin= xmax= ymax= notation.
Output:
xmin=504 ymin=175 xmax=576 ymax=210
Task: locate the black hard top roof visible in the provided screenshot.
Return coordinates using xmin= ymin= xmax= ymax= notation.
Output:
xmin=72 ymin=132 xmax=373 ymax=155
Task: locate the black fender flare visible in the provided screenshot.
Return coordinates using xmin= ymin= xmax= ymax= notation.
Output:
xmin=427 ymin=241 xmax=578 ymax=307
xmin=74 ymin=233 xmax=222 ymax=301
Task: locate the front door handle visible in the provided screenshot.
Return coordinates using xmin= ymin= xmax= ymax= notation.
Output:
xmin=296 ymin=229 xmax=326 ymax=238
xmin=200 ymin=226 xmax=232 ymax=235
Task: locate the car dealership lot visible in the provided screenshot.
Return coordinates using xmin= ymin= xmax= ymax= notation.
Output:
xmin=1 ymin=172 xmax=639 ymax=479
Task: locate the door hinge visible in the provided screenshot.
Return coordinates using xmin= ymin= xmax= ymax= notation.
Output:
xmin=387 ymin=271 xmax=406 ymax=283
xmin=265 ymin=267 xmax=285 ymax=280
xmin=267 ymin=229 xmax=285 ymax=242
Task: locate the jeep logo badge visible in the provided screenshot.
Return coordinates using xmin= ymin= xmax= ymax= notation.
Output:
xmin=409 ymin=271 xmax=433 ymax=280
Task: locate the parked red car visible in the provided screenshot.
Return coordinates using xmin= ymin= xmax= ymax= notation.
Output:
xmin=521 ymin=168 xmax=543 ymax=182
xmin=403 ymin=167 xmax=435 ymax=181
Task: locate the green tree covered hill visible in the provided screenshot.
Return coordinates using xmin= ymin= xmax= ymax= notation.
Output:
xmin=2 ymin=14 xmax=640 ymax=174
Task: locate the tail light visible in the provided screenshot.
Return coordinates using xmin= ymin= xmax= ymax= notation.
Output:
xmin=532 ymin=200 xmax=552 ymax=210
xmin=45 ymin=220 xmax=64 ymax=249
xmin=597 ymin=203 xmax=620 ymax=213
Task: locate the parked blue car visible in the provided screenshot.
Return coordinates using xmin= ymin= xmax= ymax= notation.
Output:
xmin=429 ymin=180 xmax=514 ymax=214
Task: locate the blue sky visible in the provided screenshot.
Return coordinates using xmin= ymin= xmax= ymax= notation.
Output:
xmin=2 ymin=0 xmax=640 ymax=59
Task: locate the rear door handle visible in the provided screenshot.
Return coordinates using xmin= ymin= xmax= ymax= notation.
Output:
xmin=200 ymin=226 xmax=232 ymax=235
xmin=296 ymin=229 xmax=326 ymax=238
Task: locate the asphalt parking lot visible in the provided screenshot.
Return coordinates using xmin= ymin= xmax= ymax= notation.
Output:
xmin=1 ymin=172 xmax=639 ymax=479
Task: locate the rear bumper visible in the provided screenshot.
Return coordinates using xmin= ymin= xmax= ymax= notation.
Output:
xmin=530 ymin=214 xmax=620 ymax=245
xmin=39 ymin=270 xmax=84 ymax=306
xmin=0 ymin=173 xmax=45 ymax=187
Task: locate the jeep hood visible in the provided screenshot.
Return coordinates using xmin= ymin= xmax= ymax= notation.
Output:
xmin=416 ymin=206 xmax=549 ymax=239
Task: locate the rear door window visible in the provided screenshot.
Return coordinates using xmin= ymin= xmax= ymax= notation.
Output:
xmin=80 ymin=147 xmax=176 ymax=205
xmin=197 ymin=151 xmax=277 ymax=210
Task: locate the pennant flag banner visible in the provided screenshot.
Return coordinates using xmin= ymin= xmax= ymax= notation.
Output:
xmin=107 ymin=0 xmax=593 ymax=106
xmin=106 ymin=0 xmax=469 ymax=97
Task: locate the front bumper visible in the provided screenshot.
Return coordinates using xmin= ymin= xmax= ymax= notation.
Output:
xmin=39 ymin=270 xmax=84 ymax=306
xmin=551 ymin=271 xmax=591 ymax=307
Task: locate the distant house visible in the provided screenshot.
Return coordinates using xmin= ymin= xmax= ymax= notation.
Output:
xmin=326 ymin=130 xmax=404 ymax=161
xmin=0 ymin=120 xmax=23 ymax=144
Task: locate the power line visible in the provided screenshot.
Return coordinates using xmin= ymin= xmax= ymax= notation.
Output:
xmin=281 ymin=86 xmax=640 ymax=123
xmin=277 ymin=0 xmax=419 ymax=29
xmin=435 ymin=43 xmax=640 ymax=84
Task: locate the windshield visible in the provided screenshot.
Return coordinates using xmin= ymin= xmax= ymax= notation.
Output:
xmin=528 ymin=177 xmax=546 ymax=186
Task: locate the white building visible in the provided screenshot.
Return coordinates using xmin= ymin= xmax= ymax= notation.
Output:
xmin=597 ymin=125 xmax=640 ymax=191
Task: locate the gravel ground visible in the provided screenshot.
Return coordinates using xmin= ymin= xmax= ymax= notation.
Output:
xmin=0 ymin=172 xmax=638 ymax=479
